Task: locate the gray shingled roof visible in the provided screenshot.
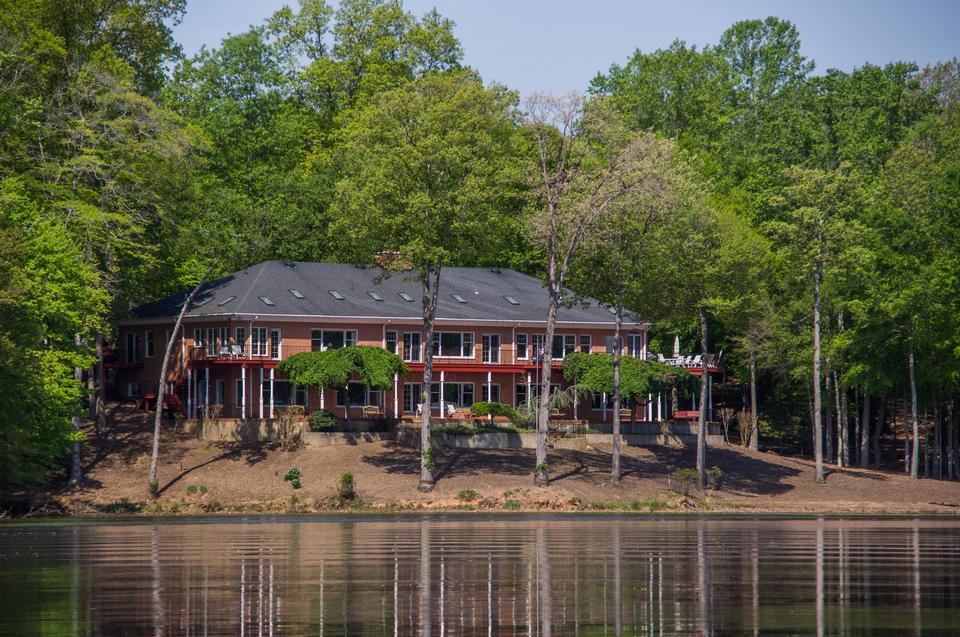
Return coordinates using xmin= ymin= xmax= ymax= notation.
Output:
xmin=129 ymin=261 xmax=645 ymax=326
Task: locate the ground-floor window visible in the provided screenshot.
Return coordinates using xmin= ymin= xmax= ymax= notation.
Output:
xmin=235 ymin=378 xmax=244 ymax=408
xmin=516 ymin=383 xmax=560 ymax=408
xmin=128 ymin=382 xmax=141 ymax=397
xmin=481 ymin=383 xmax=500 ymax=403
xmin=403 ymin=383 xmax=422 ymax=412
xmin=591 ymin=392 xmax=614 ymax=410
xmin=430 ymin=382 xmax=474 ymax=407
xmin=336 ymin=382 xmax=378 ymax=407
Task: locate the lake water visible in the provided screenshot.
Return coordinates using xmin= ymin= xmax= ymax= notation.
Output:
xmin=1 ymin=515 xmax=958 ymax=635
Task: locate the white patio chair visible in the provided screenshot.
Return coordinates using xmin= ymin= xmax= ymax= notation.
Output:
xmin=445 ymin=403 xmax=457 ymax=418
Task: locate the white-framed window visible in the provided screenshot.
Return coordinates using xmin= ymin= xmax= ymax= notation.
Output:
xmin=385 ymin=330 xmax=398 ymax=354
xmin=215 ymin=379 xmax=225 ymax=405
xmin=531 ymin=334 xmax=546 ymax=361
xmin=145 ymin=331 xmax=154 ymax=358
xmin=252 ymin=327 xmax=268 ymax=357
xmin=206 ymin=327 xmax=218 ymax=356
xmin=234 ymin=327 xmax=246 ymax=356
xmin=125 ymin=332 xmax=141 ymax=363
xmin=402 ymin=332 xmax=422 ymax=362
xmin=336 ymin=382 xmax=377 ymax=407
xmin=516 ymin=383 xmax=560 ymax=407
xmin=403 ymin=383 xmax=423 ymax=412
xmin=270 ymin=329 xmax=281 ymax=360
xmin=194 ymin=328 xmax=203 ymax=348
xmin=311 ymin=329 xmax=356 ymax=351
xmin=551 ymin=334 xmax=576 ymax=359
xmin=432 ymin=332 xmax=474 ymax=358
xmin=481 ymin=384 xmax=501 ymax=403
xmin=516 ymin=333 xmax=528 ymax=360
xmin=592 ymin=392 xmax=614 ymax=410
xmin=128 ymin=382 xmax=142 ymax=398
xmin=430 ymin=382 xmax=474 ymax=407
xmin=482 ymin=334 xmax=501 ymax=363
xmin=628 ymin=333 xmax=644 ymax=358
xmin=580 ymin=335 xmax=591 ymax=354
xmin=235 ymin=378 xmax=244 ymax=408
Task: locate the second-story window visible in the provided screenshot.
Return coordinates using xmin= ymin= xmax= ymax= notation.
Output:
xmin=385 ymin=330 xmax=397 ymax=354
xmin=551 ymin=335 xmax=576 ymax=359
xmin=403 ymin=332 xmax=422 ymax=362
xmin=531 ymin=334 xmax=546 ymax=360
xmin=252 ymin=327 xmax=268 ymax=356
xmin=234 ymin=328 xmax=245 ymax=356
xmin=311 ymin=330 xmax=356 ymax=351
xmin=125 ymin=332 xmax=141 ymax=363
xmin=270 ymin=329 xmax=281 ymax=359
xmin=482 ymin=334 xmax=500 ymax=363
xmin=432 ymin=332 xmax=473 ymax=358
xmin=628 ymin=333 xmax=644 ymax=358
xmin=205 ymin=328 xmax=217 ymax=356
xmin=516 ymin=333 xmax=528 ymax=360
xmin=144 ymin=331 xmax=154 ymax=358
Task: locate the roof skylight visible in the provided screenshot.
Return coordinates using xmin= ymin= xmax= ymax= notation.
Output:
xmin=328 ymin=290 xmax=345 ymax=300
xmin=217 ymin=296 xmax=236 ymax=306
xmin=452 ymin=294 xmax=467 ymax=304
xmin=606 ymin=305 xmax=617 ymax=314
xmin=259 ymin=296 xmax=275 ymax=306
xmin=398 ymin=292 xmax=414 ymax=302
xmin=367 ymin=291 xmax=383 ymax=301
xmin=504 ymin=295 xmax=519 ymax=305
xmin=289 ymin=289 xmax=305 ymax=299
xmin=194 ymin=297 xmax=212 ymax=307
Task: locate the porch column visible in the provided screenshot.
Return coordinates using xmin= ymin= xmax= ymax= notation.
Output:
xmin=187 ymin=368 xmax=193 ymax=419
xmin=647 ymin=393 xmax=653 ymax=421
xmin=393 ymin=373 xmax=399 ymax=418
xmin=269 ymin=367 xmax=275 ymax=419
xmin=708 ymin=374 xmax=713 ymax=422
xmin=241 ymin=367 xmax=247 ymax=420
xmin=486 ymin=371 xmax=493 ymax=422
xmin=204 ymin=368 xmax=209 ymax=417
xmin=692 ymin=388 xmax=697 ymax=411
xmin=602 ymin=393 xmax=607 ymax=422
xmin=320 ymin=385 xmax=325 ymax=410
xmin=526 ymin=373 xmax=531 ymax=407
xmin=259 ymin=367 xmax=264 ymax=419
xmin=657 ymin=392 xmax=663 ymax=422
xmin=439 ymin=370 xmax=445 ymax=420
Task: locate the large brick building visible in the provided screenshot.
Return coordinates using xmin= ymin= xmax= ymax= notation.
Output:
xmin=111 ymin=261 xmax=678 ymax=423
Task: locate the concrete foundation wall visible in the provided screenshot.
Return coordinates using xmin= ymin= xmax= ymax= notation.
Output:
xmin=395 ymin=429 xmax=725 ymax=450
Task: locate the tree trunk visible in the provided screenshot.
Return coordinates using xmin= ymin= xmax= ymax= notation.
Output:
xmin=94 ymin=333 xmax=106 ymax=433
xmin=535 ymin=278 xmax=560 ymax=487
xmin=825 ymin=368 xmax=834 ymax=465
xmin=833 ymin=371 xmax=844 ymax=467
xmin=948 ymin=399 xmax=957 ymax=480
xmin=419 ymin=263 xmax=442 ymax=492
xmin=909 ymin=337 xmax=919 ymax=480
xmin=859 ymin=392 xmax=870 ymax=468
xmin=812 ymin=247 xmax=824 ymax=483
xmin=149 ymin=266 xmax=211 ymax=495
xmin=69 ymin=335 xmax=83 ymax=488
xmin=611 ymin=299 xmax=623 ymax=481
xmin=696 ymin=307 xmax=709 ymax=491
xmin=873 ymin=397 xmax=884 ymax=469
xmin=934 ymin=400 xmax=942 ymax=479
xmin=840 ymin=384 xmax=849 ymax=467
xmin=749 ymin=348 xmax=759 ymax=451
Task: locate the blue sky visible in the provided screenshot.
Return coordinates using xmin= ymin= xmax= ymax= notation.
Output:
xmin=174 ymin=0 xmax=960 ymax=95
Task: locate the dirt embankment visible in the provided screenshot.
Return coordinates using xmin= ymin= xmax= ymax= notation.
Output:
xmin=10 ymin=404 xmax=960 ymax=517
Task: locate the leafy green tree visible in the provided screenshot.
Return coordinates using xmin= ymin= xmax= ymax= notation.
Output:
xmin=329 ymin=70 xmax=520 ymax=490
xmin=278 ymin=346 xmax=408 ymax=428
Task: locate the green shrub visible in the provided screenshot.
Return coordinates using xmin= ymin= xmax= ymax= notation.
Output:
xmin=308 ymin=410 xmax=339 ymax=432
xmin=511 ymin=402 xmax=537 ymax=428
xmin=471 ymin=401 xmax=518 ymax=420
xmin=457 ymin=489 xmax=478 ymax=501
xmin=504 ymin=500 xmax=521 ymax=511
xmin=337 ymin=472 xmax=356 ymax=500
xmin=706 ymin=466 xmax=723 ymax=489
xmin=284 ymin=466 xmax=303 ymax=489
xmin=671 ymin=468 xmax=699 ymax=496
xmin=185 ymin=484 xmax=198 ymax=495
xmin=198 ymin=484 xmax=208 ymax=495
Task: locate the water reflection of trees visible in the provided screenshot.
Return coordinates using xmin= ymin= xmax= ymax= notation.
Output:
xmin=14 ymin=518 xmax=960 ymax=635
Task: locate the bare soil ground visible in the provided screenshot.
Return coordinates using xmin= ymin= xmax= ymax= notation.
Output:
xmin=20 ymin=403 xmax=960 ymax=516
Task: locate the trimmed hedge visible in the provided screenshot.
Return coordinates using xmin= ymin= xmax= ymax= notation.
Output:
xmin=470 ymin=401 xmax=518 ymax=420
xmin=308 ymin=410 xmax=339 ymax=432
